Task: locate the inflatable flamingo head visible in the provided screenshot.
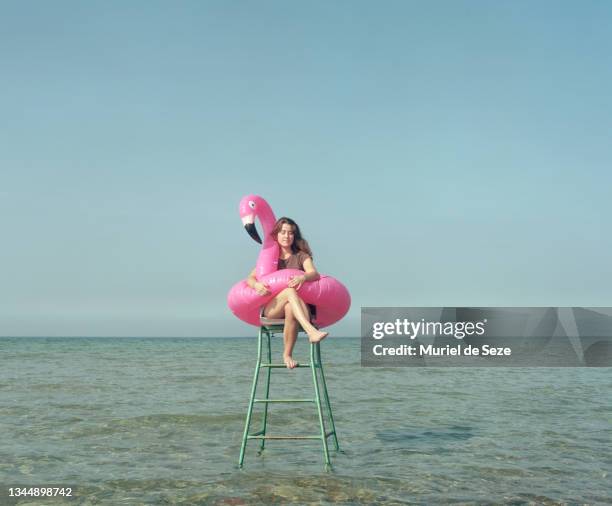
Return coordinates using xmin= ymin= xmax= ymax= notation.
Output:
xmin=238 ymin=194 xmax=276 ymax=246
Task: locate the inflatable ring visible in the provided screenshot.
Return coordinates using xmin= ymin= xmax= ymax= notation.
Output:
xmin=227 ymin=195 xmax=351 ymax=328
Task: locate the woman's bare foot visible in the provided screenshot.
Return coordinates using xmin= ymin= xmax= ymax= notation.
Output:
xmin=308 ymin=329 xmax=328 ymax=343
xmin=283 ymin=354 xmax=298 ymax=369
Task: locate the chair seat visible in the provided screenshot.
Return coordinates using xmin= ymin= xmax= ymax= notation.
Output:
xmin=259 ymin=306 xmax=318 ymax=329
xmin=259 ymin=316 xmax=318 ymax=331
xmin=259 ymin=316 xmax=287 ymax=326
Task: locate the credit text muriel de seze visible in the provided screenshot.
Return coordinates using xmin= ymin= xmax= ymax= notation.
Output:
xmin=370 ymin=319 xmax=512 ymax=357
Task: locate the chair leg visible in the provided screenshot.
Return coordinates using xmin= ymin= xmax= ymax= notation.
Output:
xmin=316 ymin=343 xmax=340 ymax=451
xmin=258 ymin=329 xmax=272 ymax=454
xmin=240 ymin=327 xmax=338 ymax=470
xmin=310 ymin=343 xmax=331 ymax=470
xmin=238 ymin=327 xmax=264 ymax=468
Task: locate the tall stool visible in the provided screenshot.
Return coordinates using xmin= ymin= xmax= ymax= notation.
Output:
xmin=238 ymin=311 xmax=340 ymax=470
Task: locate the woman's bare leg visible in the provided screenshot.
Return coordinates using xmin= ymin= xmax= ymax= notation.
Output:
xmin=264 ymin=288 xmax=328 ymax=343
xmin=283 ymin=304 xmax=299 ymax=369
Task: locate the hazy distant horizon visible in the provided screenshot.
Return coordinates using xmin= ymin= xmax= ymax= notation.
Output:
xmin=0 ymin=335 xmax=359 ymax=339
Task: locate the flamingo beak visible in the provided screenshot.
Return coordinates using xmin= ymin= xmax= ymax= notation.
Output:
xmin=241 ymin=214 xmax=262 ymax=244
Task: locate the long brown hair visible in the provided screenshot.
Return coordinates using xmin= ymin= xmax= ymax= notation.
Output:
xmin=270 ymin=217 xmax=313 ymax=257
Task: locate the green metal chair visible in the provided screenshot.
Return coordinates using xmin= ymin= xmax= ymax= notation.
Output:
xmin=238 ymin=309 xmax=340 ymax=470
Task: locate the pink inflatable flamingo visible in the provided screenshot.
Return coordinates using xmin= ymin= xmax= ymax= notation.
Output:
xmin=227 ymin=195 xmax=351 ymax=328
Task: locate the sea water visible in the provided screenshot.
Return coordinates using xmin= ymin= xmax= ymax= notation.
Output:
xmin=1 ymin=337 xmax=611 ymax=504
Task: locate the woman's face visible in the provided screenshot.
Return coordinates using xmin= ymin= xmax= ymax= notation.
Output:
xmin=277 ymin=223 xmax=295 ymax=248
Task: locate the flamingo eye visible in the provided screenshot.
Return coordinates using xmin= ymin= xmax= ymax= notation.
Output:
xmin=248 ymin=201 xmax=256 ymax=209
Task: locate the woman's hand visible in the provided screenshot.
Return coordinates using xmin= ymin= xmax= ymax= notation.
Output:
xmin=254 ymin=281 xmax=271 ymax=296
xmin=288 ymin=274 xmax=306 ymax=290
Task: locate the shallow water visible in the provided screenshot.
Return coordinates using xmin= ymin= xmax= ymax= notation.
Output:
xmin=1 ymin=337 xmax=611 ymax=504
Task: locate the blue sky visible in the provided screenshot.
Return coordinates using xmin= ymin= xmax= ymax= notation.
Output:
xmin=1 ymin=1 xmax=611 ymax=337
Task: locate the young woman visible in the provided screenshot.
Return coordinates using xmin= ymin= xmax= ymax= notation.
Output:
xmin=245 ymin=217 xmax=328 ymax=369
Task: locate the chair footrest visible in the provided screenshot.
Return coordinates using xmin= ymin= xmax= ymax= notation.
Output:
xmin=260 ymin=363 xmax=312 ymax=368
xmin=248 ymin=435 xmax=323 ymax=440
xmin=247 ymin=431 xmax=336 ymax=440
xmin=254 ymin=398 xmax=315 ymax=403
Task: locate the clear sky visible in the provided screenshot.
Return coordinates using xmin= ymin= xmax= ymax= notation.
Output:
xmin=2 ymin=1 xmax=611 ymax=337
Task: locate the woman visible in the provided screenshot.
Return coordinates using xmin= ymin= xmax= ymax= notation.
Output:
xmin=246 ymin=217 xmax=328 ymax=369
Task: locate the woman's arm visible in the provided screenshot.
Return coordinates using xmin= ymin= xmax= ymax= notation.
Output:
xmin=302 ymin=257 xmax=320 ymax=282
xmin=246 ymin=268 xmax=257 ymax=288
xmin=246 ymin=268 xmax=270 ymax=295
xmin=288 ymin=257 xmax=319 ymax=288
